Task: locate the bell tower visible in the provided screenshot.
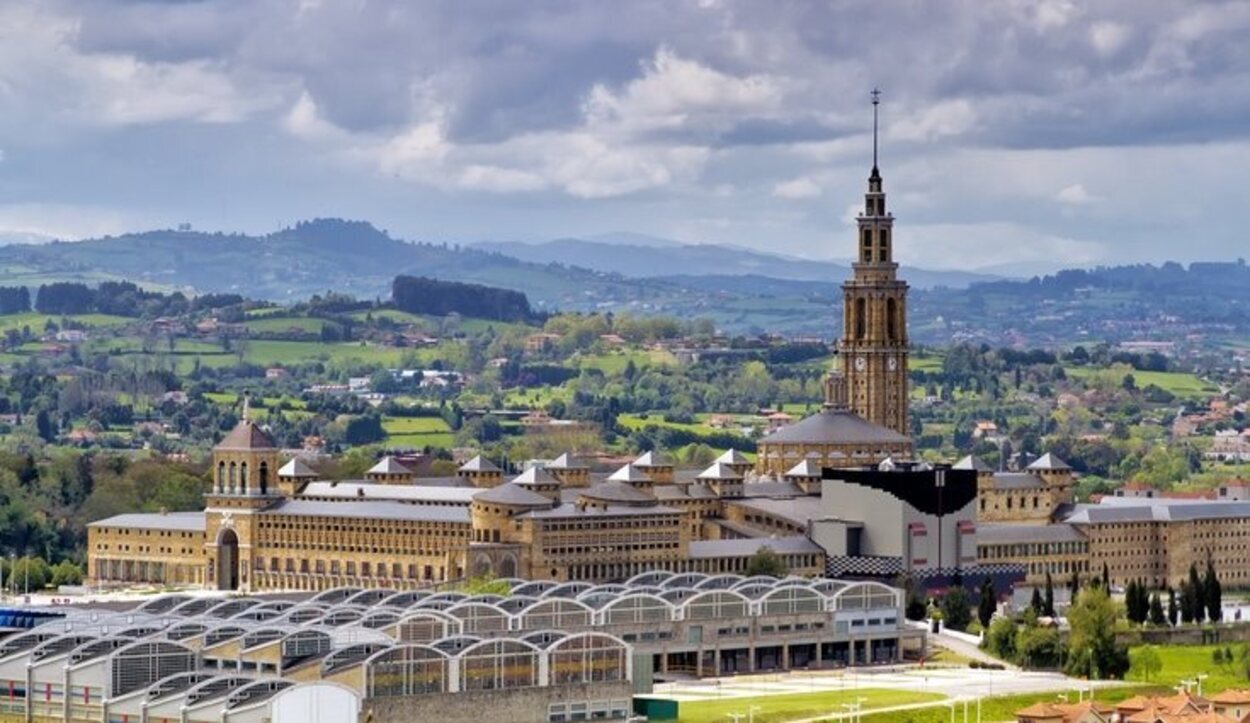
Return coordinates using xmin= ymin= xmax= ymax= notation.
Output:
xmin=204 ymin=397 xmax=280 ymax=592
xmin=834 ymin=89 xmax=910 ymax=436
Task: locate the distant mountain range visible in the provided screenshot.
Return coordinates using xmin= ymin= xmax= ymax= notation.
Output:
xmin=0 ymin=219 xmax=1244 ymax=342
xmin=473 ymin=237 xmax=1000 ymax=290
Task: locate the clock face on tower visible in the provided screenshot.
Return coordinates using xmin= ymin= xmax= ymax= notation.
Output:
xmin=854 ymin=356 xmax=866 ymax=371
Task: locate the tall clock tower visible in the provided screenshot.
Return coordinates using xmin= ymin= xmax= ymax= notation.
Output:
xmin=832 ymin=90 xmax=909 ymax=436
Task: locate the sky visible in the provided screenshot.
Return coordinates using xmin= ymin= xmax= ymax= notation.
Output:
xmin=0 ymin=0 xmax=1248 ymax=274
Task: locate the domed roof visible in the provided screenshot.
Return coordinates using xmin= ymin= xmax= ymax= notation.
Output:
xmin=759 ymin=409 xmax=910 ymax=446
xmin=216 ymin=420 xmax=276 ymax=451
xmin=473 ymin=482 xmax=552 ymax=508
xmin=579 ymin=480 xmax=656 ymax=506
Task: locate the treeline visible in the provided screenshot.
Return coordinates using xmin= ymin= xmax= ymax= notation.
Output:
xmin=392 ymin=275 xmax=539 ymax=323
xmin=0 ymin=286 xmax=31 ymax=314
xmin=32 ymin=281 xmax=244 ymax=318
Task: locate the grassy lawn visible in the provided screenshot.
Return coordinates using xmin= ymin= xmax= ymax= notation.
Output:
xmin=618 ymin=413 xmax=723 ymax=435
xmin=858 ymin=685 xmax=1161 ymax=723
xmin=242 ymin=316 xmax=327 ymax=334
xmin=239 ymin=340 xmax=409 ymax=366
xmin=1126 ymin=643 xmax=1248 ymax=692
xmin=909 ymin=355 xmax=944 ymax=372
xmin=672 ymin=688 xmax=944 ymax=723
xmin=572 ymin=349 xmax=677 ymax=373
xmin=502 ymin=385 xmax=574 ymax=408
xmin=1064 ymin=366 xmax=1217 ymax=398
xmin=383 ymin=416 xmax=455 ymax=450
xmin=0 ymin=312 xmax=132 ymax=333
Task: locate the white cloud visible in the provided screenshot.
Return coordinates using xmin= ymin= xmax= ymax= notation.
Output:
xmin=281 ymin=91 xmax=347 ymax=142
xmin=772 ymin=177 xmax=821 ymax=199
xmin=1055 ymin=183 xmax=1097 ymax=205
xmin=457 ymin=165 xmax=547 ymax=193
xmin=889 ymin=100 xmax=977 ymax=142
xmin=1089 ymin=21 xmax=1131 ymax=57
xmin=0 ymin=203 xmax=146 ymax=242
xmin=898 ymin=221 xmax=1105 ymax=271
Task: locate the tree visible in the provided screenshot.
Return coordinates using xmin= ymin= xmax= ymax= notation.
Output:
xmin=7 ymin=557 xmax=50 ymax=592
xmin=1043 ymin=572 xmax=1056 ymax=617
xmin=940 ymin=586 xmax=973 ymax=632
xmin=1188 ymin=564 xmax=1206 ymax=624
xmin=984 ymin=616 xmax=1017 ymax=660
xmin=977 ymin=578 xmax=996 ymax=629
xmin=1070 ymin=570 xmax=1080 ymax=597
xmin=1065 ymin=585 xmax=1130 ymax=680
xmin=744 ymin=546 xmax=788 ymax=577
xmin=1149 ymin=592 xmax=1166 ymax=626
xmin=1180 ymin=580 xmax=1196 ymax=624
xmin=1130 ymin=645 xmax=1163 ymax=682
xmin=1167 ymin=588 xmax=1178 ymax=627
xmin=1205 ymin=558 xmax=1223 ymax=623
xmin=1015 ymin=625 xmax=1063 ymax=669
xmin=1030 ymin=587 xmax=1044 ymax=615
xmin=1102 ymin=562 xmax=1111 ymax=591
xmin=1125 ymin=580 xmax=1140 ymax=624
xmin=50 ymin=560 xmax=83 ymax=587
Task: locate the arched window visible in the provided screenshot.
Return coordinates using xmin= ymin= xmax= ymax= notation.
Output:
xmin=886 ymin=298 xmax=897 ymax=341
xmin=240 ymin=462 xmax=248 ymax=494
xmin=855 ymin=298 xmax=867 ymax=340
xmin=217 ymin=462 xmax=226 ymax=493
xmin=860 ymin=228 xmax=872 ymax=261
xmin=258 ymin=461 xmax=269 ymax=495
xmin=878 ymin=229 xmax=890 ymax=262
xmin=228 ymin=462 xmax=237 ymax=493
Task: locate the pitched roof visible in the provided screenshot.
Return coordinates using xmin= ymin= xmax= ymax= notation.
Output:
xmin=1028 ymin=452 xmax=1071 ymax=471
xmin=88 ymin=511 xmax=207 ymax=532
xmin=608 ymin=464 xmax=653 ymax=484
xmin=546 ymin=453 xmax=587 ymax=470
xmin=270 ymin=499 xmax=469 ymax=523
xmin=367 ymin=456 xmax=412 ymax=476
xmin=512 ymin=467 xmax=561 ymax=487
xmin=459 ymin=455 xmax=500 ymax=473
xmin=216 ymin=420 xmax=276 ymax=451
xmin=953 ymin=455 xmax=992 ymax=472
xmin=278 ymin=458 xmax=319 ymax=478
xmin=715 ymin=449 xmax=750 ymax=465
xmin=473 ymin=482 xmax=553 ymax=507
xmin=633 ymin=450 xmax=671 ymax=467
xmin=784 ymin=460 xmax=823 ymax=478
xmin=697 ymin=462 xmax=743 ymax=481
xmin=759 ymin=408 xmax=911 ymax=446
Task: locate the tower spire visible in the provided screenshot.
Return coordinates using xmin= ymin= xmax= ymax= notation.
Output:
xmin=870 ymin=87 xmax=882 ymax=176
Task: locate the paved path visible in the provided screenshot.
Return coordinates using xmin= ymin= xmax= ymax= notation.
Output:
xmin=925 ymin=627 xmax=1019 ymax=671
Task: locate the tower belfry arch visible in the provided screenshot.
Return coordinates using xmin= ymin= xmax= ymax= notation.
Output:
xmin=828 ymin=89 xmax=910 ymax=436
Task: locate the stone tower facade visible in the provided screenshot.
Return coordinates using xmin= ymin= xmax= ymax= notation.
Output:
xmin=204 ymin=417 xmax=280 ymax=592
xmin=832 ymin=97 xmax=909 ymax=437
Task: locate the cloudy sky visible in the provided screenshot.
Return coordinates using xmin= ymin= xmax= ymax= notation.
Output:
xmin=0 ymin=0 xmax=1248 ymax=273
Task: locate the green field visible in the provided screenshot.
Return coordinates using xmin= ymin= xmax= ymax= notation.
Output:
xmin=243 ymin=316 xmax=327 ymax=334
xmin=1125 ymin=643 xmax=1247 ymax=692
xmin=1064 ymin=366 xmax=1218 ymax=398
xmin=0 ymin=312 xmax=131 ymax=334
xmin=572 ymin=349 xmax=678 ymax=373
xmin=382 ymin=416 xmax=455 ymax=450
xmin=670 ymin=688 xmax=944 ymax=723
xmin=857 ymin=685 xmax=1160 ymax=723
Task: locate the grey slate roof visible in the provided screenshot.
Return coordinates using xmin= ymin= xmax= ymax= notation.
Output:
xmin=88 ymin=511 xmax=207 ymax=532
xmin=473 ymin=482 xmax=553 ymax=507
xmin=367 ymin=456 xmax=412 ymax=475
xmin=519 ymin=502 xmax=681 ymax=519
xmin=277 ymin=458 xmax=319 ymax=478
xmin=1063 ymin=498 xmax=1250 ymax=524
xmin=579 ymin=480 xmax=656 ymax=505
xmin=652 ymin=485 xmax=719 ymax=501
xmin=714 ymin=449 xmax=750 ymax=465
xmin=633 ymin=451 xmax=672 ymax=467
xmin=270 ymin=499 xmax=470 ymax=523
xmin=511 ymin=467 xmax=561 ymax=487
xmin=458 ymin=455 xmax=500 ymax=473
xmin=759 ymin=409 xmax=911 ymax=445
xmin=697 ymin=462 xmax=743 ymax=481
xmin=688 ymin=536 xmax=822 ymax=559
xmin=607 ymin=464 xmax=653 ymax=484
xmin=784 ymin=460 xmax=822 ymax=478
xmin=726 ymin=498 xmax=821 ymax=527
xmin=977 ymin=523 xmax=1086 ymax=545
xmin=742 ymin=481 xmax=805 ymax=498
xmin=546 ymin=453 xmax=587 ymax=470
xmin=299 ymin=481 xmax=478 ymax=504
xmin=1027 ymin=453 xmax=1071 ymax=471
xmin=988 ymin=473 xmax=1047 ymax=490
xmin=953 ymin=455 xmax=992 ymax=472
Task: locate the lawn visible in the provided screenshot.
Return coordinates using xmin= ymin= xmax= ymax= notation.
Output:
xmin=1125 ymin=643 xmax=1248 ymax=693
xmin=671 ymin=688 xmax=944 ymax=723
xmin=572 ymin=349 xmax=677 ymax=373
xmin=1064 ymin=366 xmax=1217 ymax=399
xmin=857 ymin=685 xmax=1161 ymax=723
xmin=243 ymin=316 xmax=327 ymax=334
xmin=383 ymin=416 xmax=455 ymax=450
xmin=239 ymin=340 xmax=409 ymax=366
xmin=0 ymin=312 xmax=132 ymax=334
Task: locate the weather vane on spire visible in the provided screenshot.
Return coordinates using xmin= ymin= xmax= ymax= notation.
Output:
xmin=871 ymin=87 xmax=882 ymax=170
